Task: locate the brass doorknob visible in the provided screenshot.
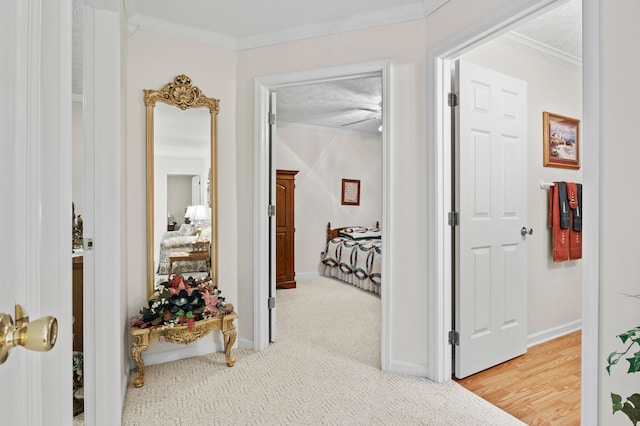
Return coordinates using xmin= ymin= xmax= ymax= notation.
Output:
xmin=0 ymin=305 xmax=58 ymax=364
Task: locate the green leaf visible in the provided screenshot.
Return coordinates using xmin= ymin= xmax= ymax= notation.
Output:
xmin=619 ymin=327 xmax=640 ymax=344
xmin=613 ymin=393 xmax=624 ymax=413
xmin=612 ymin=393 xmax=640 ymax=425
xmin=627 ymin=351 xmax=640 ymax=374
xmin=186 ymin=311 xmax=194 ymax=319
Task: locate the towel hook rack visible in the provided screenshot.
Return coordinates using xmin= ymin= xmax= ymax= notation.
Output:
xmin=539 ymin=181 xmax=555 ymax=189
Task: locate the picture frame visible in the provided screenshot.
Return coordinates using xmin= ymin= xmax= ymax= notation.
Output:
xmin=341 ymin=179 xmax=360 ymax=206
xmin=543 ymin=111 xmax=580 ymax=169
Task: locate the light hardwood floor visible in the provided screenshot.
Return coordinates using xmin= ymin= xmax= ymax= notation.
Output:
xmin=456 ymin=330 xmax=581 ymax=425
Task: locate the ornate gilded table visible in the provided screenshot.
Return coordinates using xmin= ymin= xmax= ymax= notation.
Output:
xmin=130 ymin=312 xmax=237 ymax=388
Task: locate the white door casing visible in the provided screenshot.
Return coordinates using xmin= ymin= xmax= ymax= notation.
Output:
xmin=253 ymin=61 xmax=391 ymax=372
xmin=269 ymin=91 xmax=277 ymax=342
xmin=455 ymin=60 xmax=528 ymax=379
xmin=429 ymin=0 xmax=597 ymax=421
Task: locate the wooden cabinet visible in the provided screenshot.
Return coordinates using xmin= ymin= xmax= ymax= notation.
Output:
xmin=275 ymin=170 xmax=298 ymax=289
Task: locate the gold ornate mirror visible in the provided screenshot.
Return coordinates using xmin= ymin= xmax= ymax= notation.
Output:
xmin=145 ymin=75 xmax=219 ymax=296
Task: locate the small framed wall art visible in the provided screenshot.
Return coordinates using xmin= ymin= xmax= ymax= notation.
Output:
xmin=543 ymin=111 xmax=580 ymax=169
xmin=341 ymin=179 xmax=360 ymax=206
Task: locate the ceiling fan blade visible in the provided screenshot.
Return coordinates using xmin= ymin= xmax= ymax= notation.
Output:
xmin=341 ymin=116 xmax=380 ymax=127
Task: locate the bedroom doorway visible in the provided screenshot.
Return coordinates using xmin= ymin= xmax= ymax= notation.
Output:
xmin=428 ymin=0 xmax=596 ymax=421
xmin=253 ymin=61 xmax=392 ymax=371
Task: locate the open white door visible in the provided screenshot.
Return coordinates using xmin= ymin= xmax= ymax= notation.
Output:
xmin=454 ymin=60 xmax=529 ymax=379
xmin=268 ymin=91 xmax=277 ymax=342
xmin=0 ymin=0 xmax=72 ymax=423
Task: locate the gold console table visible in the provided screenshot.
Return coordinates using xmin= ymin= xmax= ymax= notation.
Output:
xmin=130 ymin=312 xmax=237 ymax=388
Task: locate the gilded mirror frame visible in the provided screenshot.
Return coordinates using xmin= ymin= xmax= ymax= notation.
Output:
xmin=144 ymin=74 xmax=219 ymax=297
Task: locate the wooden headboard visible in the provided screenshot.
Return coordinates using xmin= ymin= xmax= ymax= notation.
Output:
xmin=326 ymin=221 xmax=380 ymax=243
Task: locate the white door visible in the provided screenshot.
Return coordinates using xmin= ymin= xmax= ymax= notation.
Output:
xmin=268 ymin=91 xmax=277 ymax=342
xmin=455 ymin=60 xmax=528 ymax=379
xmin=192 ymin=175 xmax=201 ymax=204
xmin=0 ymin=0 xmax=72 ymax=423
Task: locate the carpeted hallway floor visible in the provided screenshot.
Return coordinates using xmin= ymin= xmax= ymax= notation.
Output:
xmin=119 ymin=276 xmax=525 ymax=425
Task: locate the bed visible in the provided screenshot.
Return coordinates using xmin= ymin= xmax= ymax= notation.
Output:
xmin=320 ymin=222 xmax=381 ymax=294
xmin=156 ymin=224 xmax=212 ymax=275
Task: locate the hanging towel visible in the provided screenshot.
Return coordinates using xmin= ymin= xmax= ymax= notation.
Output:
xmin=567 ymin=182 xmax=582 ymax=259
xmin=549 ymin=182 xmax=570 ymax=262
xmin=557 ymin=182 xmax=570 ymax=229
xmin=573 ymin=183 xmax=582 ymax=232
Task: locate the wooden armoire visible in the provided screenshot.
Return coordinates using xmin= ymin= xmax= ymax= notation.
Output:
xmin=275 ymin=170 xmax=298 ymax=288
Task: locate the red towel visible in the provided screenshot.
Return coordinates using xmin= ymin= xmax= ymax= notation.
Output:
xmin=549 ymin=182 xmax=569 ymax=262
xmin=566 ymin=182 xmax=582 ymax=260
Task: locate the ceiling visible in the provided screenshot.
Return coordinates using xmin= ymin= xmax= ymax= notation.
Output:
xmin=73 ymin=0 xmax=581 ymax=135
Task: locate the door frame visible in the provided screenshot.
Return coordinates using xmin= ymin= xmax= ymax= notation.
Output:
xmin=427 ymin=0 xmax=600 ymax=422
xmin=253 ymin=60 xmax=391 ymax=371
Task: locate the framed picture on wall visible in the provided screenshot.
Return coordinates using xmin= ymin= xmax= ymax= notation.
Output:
xmin=341 ymin=179 xmax=360 ymax=206
xmin=543 ymin=111 xmax=580 ymax=169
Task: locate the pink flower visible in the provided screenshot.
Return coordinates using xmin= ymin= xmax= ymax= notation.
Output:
xmin=202 ymin=290 xmax=220 ymax=317
xmin=168 ymin=274 xmax=188 ymax=295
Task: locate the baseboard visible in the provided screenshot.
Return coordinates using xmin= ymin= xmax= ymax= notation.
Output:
xmin=122 ymin=371 xmax=129 ymax=408
xmin=527 ymin=319 xmax=582 ymax=348
xmin=387 ymin=359 xmax=429 ymax=377
xmin=295 ymin=271 xmax=320 ymax=280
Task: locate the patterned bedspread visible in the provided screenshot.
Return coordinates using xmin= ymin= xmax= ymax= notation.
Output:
xmin=321 ymin=237 xmax=381 ymax=294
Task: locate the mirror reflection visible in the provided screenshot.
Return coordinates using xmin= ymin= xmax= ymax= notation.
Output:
xmin=145 ymin=75 xmax=219 ymax=296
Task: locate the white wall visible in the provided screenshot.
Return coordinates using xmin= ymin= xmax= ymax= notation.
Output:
xmin=600 ymin=1 xmax=640 ymax=424
xmin=72 ymin=101 xmax=84 ymax=214
xmin=275 ymin=125 xmax=382 ymax=276
xmin=461 ymin=40 xmax=583 ymax=339
xmin=126 ymin=30 xmax=238 ymax=359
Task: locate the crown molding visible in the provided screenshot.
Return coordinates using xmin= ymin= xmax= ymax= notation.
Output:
xmin=236 ymin=3 xmax=425 ymax=50
xmin=127 ymin=14 xmax=237 ymax=50
xmin=126 ymin=1 xmax=450 ymax=51
xmin=498 ymin=31 xmax=582 ymax=71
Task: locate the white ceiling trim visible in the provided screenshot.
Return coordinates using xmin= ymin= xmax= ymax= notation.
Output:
xmin=498 ymin=31 xmax=582 ymax=71
xmin=127 ymin=14 xmax=237 ymax=49
xmin=126 ymin=1 xmax=450 ymax=51
xmin=237 ymin=3 xmax=422 ymax=50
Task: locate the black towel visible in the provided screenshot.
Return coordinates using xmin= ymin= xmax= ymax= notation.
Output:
xmin=557 ymin=182 xmax=570 ymax=229
xmin=573 ymin=183 xmax=582 ymax=231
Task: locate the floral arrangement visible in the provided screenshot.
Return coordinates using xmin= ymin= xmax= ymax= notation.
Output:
xmin=130 ymin=274 xmax=234 ymax=332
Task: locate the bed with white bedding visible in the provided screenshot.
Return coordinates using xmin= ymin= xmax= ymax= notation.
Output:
xmin=320 ymin=222 xmax=381 ymax=294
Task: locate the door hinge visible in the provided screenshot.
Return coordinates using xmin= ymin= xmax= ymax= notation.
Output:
xmin=269 ymin=112 xmax=276 ymax=125
xmin=267 ymin=297 xmax=276 ymax=309
xmin=268 ymin=205 xmax=276 ymax=217
xmin=448 ymin=211 xmax=459 ymax=226
xmin=448 ymin=92 xmax=458 ymax=107
xmin=449 ymin=330 xmax=459 ymax=346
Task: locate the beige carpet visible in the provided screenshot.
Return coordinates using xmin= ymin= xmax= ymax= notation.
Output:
xmin=120 ymin=276 xmax=525 ymax=425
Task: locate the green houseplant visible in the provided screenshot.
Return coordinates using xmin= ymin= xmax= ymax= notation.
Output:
xmin=607 ymin=325 xmax=640 ymax=424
